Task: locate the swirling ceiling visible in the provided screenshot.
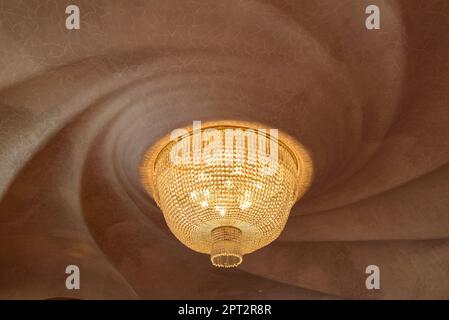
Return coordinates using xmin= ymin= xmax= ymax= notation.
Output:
xmin=1 ymin=0 xmax=449 ymax=299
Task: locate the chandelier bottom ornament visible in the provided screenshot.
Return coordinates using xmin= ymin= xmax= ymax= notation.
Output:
xmin=210 ymin=226 xmax=243 ymax=268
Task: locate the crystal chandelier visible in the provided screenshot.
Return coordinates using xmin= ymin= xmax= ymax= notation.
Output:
xmin=141 ymin=121 xmax=312 ymax=268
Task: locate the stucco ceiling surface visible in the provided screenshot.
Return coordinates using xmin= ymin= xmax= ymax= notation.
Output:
xmin=0 ymin=0 xmax=449 ymax=299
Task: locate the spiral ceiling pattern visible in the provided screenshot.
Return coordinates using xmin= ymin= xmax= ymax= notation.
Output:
xmin=1 ymin=0 xmax=449 ymax=299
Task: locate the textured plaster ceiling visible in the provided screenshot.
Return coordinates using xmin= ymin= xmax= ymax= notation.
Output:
xmin=1 ymin=0 xmax=449 ymax=299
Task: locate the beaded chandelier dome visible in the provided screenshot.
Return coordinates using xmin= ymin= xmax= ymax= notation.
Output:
xmin=141 ymin=121 xmax=313 ymax=268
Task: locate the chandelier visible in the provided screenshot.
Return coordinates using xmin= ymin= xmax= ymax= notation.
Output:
xmin=141 ymin=121 xmax=312 ymax=268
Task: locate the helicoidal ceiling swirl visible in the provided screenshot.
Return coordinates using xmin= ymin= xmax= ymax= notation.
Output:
xmin=1 ymin=0 xmax=449 ymax=299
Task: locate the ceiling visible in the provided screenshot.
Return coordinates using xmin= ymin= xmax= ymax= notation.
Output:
xmin=0 ymin=0 xmax=449 ymax=299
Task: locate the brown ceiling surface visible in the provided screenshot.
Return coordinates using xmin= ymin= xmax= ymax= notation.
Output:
xmin=1 ymin=0 xmax=449 ymax=299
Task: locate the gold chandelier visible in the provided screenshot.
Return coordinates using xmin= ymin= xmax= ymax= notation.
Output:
xmin=141 ymin=121 xmax=312 ymax=268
